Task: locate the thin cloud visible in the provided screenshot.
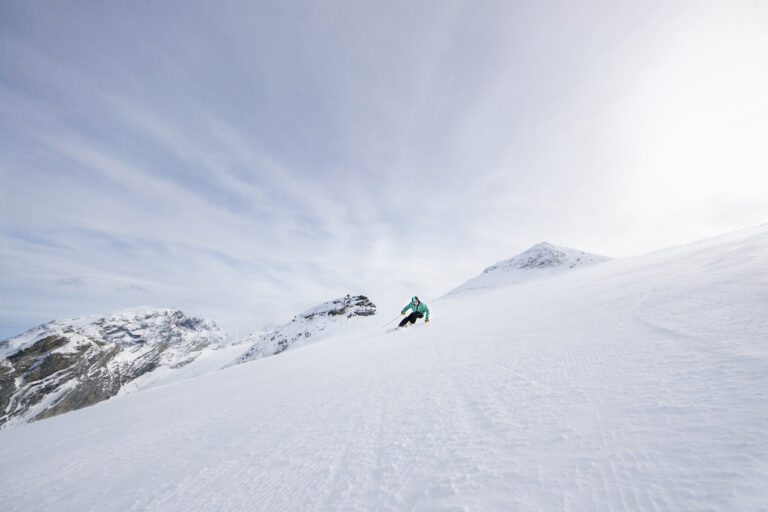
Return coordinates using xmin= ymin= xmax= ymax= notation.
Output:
xmin=2 ymin=0 xmax=767 ymax=338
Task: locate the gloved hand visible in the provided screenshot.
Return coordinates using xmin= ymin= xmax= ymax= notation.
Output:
xmin=401 ymin=311 xmax=405 ymax=315
xmin=425 ymin=318 xmax=430 ymax=323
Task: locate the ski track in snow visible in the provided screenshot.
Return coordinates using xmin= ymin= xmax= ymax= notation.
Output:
xmin=1 ymin=227 xmax=768 ymax=511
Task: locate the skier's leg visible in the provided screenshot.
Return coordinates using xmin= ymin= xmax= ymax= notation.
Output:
xmin=400 ymin=313 xmax=415 ymax=327
xmin=409 ymin=312 xmax=423 ymax=324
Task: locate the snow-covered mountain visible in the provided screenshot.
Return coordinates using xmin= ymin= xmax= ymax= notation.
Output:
xmin=448 ymin=242 xmax=611 ymax=294
xmin=0 ymin=308 xmax=226 ymax=428
xmin=1 ymin=227 xmax=768 ymax=511
xmin=0 ymin=296 xmax=376 ymax=428
xmin=235 ymin=294 xmax=376 ymax=364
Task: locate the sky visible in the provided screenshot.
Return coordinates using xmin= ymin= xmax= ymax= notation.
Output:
xmin=1 ymin=0 xmax=767 ymax=339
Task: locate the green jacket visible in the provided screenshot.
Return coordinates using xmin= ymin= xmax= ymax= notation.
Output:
xmin=402 ymin=297 xmax=430 ymax=319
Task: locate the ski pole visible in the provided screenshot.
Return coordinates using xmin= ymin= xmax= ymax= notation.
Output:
xmin=382 ymin=314 xmax=401 ymax=327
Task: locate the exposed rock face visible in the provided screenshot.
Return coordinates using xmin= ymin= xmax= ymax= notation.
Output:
xmin=299 ymin=294 xmax=376 ymax=320
xmin=236 ymin=295 xmax=376 ymax=364
xmin=0 ymin=309 xmax=226 ymax=428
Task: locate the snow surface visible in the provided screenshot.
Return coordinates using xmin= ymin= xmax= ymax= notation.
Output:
xmin=1 ymin=227 xmax=767 ymax=511
xmin=116 ymin=343 xmax=251 ymax=396
xmin=234 ymin=294 xmax=377 ymax=364
xmin=448 ymin=242 xmax=611 ymax=295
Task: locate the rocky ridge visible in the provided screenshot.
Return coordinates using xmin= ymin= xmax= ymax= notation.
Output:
xmin=235 ymin=295 xmax=376 ymax=365
xmin=0 ymin=308 xmax=226 ymax=428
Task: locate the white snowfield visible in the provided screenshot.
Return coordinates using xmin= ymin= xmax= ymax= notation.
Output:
xmin=1 ymin=227 xmax=768 ymax=511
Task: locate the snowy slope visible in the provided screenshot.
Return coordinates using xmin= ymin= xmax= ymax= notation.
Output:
xmin=234 ymin=294 xmax=376 ymax=364
xmin=115 ymin=342 xmax=250 ymax=396
xmin=448 ymin=242 xmax=611 ymax=294
xmin=0 ymin=308 xmax=226 ymax=428
xmin=1 ymin=227 xmax=768 ymax=511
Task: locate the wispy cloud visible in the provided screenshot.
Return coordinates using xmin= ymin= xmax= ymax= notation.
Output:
xmin=2 ymin=0 xmax=767 ymax=337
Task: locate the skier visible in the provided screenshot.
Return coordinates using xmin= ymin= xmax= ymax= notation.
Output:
xmin=399 ymin=296 xmax=430 ymax=327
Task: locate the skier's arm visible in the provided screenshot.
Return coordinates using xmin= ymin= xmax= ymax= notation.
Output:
xmin=401 ymin=303 xmax=412 ymax=314
xmin=424 ymin=304 xmax=430 ymax=319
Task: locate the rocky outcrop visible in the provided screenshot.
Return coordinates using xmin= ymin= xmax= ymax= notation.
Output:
xmin=236 ymin=295 xmax=376 ymax=364
xmin=0 ymin=309 xmax=226 ymax=428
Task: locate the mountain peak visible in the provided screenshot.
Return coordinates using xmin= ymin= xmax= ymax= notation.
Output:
xmin=482 ymin=242 xmax=607 ymax=273
xmin=450 ymin=243 xmax=611 ymax=294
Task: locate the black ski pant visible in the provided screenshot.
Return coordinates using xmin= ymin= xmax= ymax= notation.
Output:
xmin=399 ymin=311 xmax=424 ymax=327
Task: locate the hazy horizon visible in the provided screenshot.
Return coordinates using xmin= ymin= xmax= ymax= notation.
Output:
xmin=2 ymin=1 xmax=767 ymax=338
